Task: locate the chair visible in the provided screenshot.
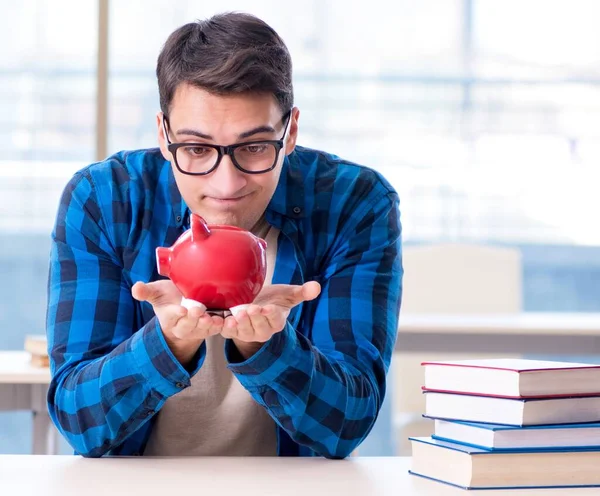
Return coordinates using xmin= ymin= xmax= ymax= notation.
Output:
xmin=393 ymin=243 xmax=522 ymax=455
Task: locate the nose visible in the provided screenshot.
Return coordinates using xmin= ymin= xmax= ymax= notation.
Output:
xmin=210 ymin=155 xmax=248 ymax=197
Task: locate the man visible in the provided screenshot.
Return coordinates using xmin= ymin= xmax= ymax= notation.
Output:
xmin=46 ymin=12 xmax=402 ymax=459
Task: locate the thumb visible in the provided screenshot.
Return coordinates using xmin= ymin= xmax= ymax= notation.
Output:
xmin=283 ymin=281 xmax=322 ymax=307
xmin=301 ymin=281 xmax=321 ymax=302
xmin=132 ymin=281 xmax=171 ymax=306
xmin=253 ymin=281 xmax=321 ymax=308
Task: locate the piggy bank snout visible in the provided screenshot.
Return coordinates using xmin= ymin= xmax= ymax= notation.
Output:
xmin=155 ymin=247 xmax=172 ymax=277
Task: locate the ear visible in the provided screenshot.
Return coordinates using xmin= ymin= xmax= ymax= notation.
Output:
xmin=284 ymin=107 xmax=300 ymax=155
xmin=157 ymin=111 xmax=172 ymax=162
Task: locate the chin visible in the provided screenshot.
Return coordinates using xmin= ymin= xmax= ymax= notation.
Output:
xmin=194 ymin=211 xmax=251 ymax=230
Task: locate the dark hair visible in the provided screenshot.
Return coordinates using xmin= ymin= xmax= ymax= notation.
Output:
xmin=156 ymin=12 xmax=293 ymax=116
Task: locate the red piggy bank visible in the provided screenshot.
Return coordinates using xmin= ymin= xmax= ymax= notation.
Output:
xmin=155 ymin=214 xmax=267 ymax=310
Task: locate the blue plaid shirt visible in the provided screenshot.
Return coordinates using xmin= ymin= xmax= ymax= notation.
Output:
xmin=46 ymin=145 xmax=402 ymax=458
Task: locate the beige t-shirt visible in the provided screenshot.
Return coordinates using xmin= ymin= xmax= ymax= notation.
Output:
xmin=143 ymin=221 xmax=279 ymax=456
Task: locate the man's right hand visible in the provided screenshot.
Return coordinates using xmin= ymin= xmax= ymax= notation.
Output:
xmin=132 ymin=280 xmax=224 ymax=367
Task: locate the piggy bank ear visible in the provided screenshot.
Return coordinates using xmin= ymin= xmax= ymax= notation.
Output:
xmin=191 ymin=213 xmax=211 ymax=240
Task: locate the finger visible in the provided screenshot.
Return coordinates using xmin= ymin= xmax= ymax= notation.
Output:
xmin=220 ymin=316 xmax=239 ymax=339
xmin=172 ymin=312 xmax=212 ymax=340
xmin=202 ymin=314 xmax=224 ymax=337
xmin=188 ymin=305 xmax=207 ymax=320
xmin=159 ymin=304 xmax=188 ymax=330
xmin=208 ymin=315 xmax=225 ymax=336
xmin=170 ymin=310 xmax=199 ymax=339
xmin=261 ymin=305 xmax=288 ymax=332
xmin=232 ymin=309 xmax=256 ymax=342
xmin=247 ymin=305 xmax=275 ymax=339
xmin=194 ymin=311 xmax=223 ymax=337
xmin=210 ymin=314 xmax=225 ymax=327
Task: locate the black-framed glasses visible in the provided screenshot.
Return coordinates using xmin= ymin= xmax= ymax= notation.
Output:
xmin=162 ymin=110 xmax=292 ymax=176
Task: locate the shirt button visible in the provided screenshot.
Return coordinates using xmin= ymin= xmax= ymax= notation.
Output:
xmin=176 ymin=215 xmax=182 ymax=222
xmin=292 ymin=206 xmax=302 ymax=215
xmin=175 ymin=382 xmax=185 ymax=388
xmin=145 ymin=410 xmax=154 ymax=417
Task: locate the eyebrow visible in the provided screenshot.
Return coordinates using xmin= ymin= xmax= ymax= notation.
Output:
xmin=175 ymin=124 xmax=277 ymax=141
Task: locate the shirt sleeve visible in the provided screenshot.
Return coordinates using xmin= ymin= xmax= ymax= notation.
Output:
xmin=46 ymin=170 xmax=205 ymax=457
xmin=225 ymin=190 xmax=402 ymax=459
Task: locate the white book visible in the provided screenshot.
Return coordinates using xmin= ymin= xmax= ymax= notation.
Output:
xmin=422 ymin=358 xmax=600 ymax=398
xmin=410 ymin=436 xmax=600 ymax=490
xmin=425 ymin=391 xmax=600 ymax=426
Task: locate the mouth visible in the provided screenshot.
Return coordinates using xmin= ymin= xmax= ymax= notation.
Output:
xmin=204 ymin=192 xmax=252 ymax=207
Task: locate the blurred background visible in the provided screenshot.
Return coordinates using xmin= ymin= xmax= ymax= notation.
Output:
xmin=0 ymin=0 xmax=599 ymax=456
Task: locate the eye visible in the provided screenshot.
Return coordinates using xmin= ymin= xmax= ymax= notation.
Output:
xmin=184 ymin=145 xmax=212 ymax=157
xmin=241 ymin=144 xmax=269 ymax=154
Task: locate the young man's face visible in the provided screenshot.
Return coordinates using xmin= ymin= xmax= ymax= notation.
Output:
xmin=157 ymin=84 xmax=298 ymax=230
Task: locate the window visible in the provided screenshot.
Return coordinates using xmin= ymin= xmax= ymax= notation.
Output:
xmin=0 ymin=0 xmax=97 ymax=233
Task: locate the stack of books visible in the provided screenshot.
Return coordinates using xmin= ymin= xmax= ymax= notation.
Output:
xmin=24 ymin=334 xmax=49 ymax=367
xmin=409 ymin=358 xmax=600 ymax=490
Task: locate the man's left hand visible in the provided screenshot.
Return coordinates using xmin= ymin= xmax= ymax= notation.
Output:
xmin=222 ymin=281 xmax=321 ymax=360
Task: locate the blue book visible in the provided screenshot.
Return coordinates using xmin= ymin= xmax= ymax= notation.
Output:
xmin=409 ymin=436 xmax=600 ymax=490
xmin=428 ymin=416 xmax=600 ymax=451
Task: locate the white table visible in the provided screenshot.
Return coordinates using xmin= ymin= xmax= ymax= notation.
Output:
xmin=2 ymin=455 xmax=599 ymax=496
xmin=0 ymin=351 xmax=58 ymax=454
xmin=396 ymin=312 xmax=600 ymax=354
